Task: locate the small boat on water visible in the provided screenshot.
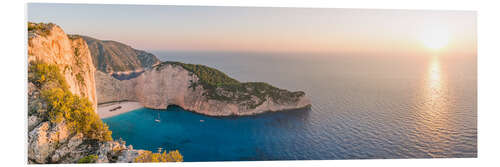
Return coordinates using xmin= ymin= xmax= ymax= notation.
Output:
xmin=155 ymin=113 xmax=161 ymax=123
xmin=200 ymin=119 xmax=204 ymax=122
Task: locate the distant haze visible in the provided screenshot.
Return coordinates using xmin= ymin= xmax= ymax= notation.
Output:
xmin=28 ymin=3 xmax=476 ymax=55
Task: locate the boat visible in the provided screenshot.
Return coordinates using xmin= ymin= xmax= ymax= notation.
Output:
xmin=200 ymin=119 xmax=204 ymax=122
xmin=155 ymin=112 xmax=161 ymax=123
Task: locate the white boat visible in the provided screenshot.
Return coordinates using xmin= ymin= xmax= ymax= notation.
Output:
xmin=200 ymin=119 xmax=204 ymax=122
xmin=155 ymin=113 xmax=161 ymax=123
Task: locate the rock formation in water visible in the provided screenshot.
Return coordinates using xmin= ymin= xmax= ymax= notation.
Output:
xmin=96 ymin=62 xmax=311 ymax=116
xmin=27 ymin=22 xmax=144 ymax=164
xmin=79 ymin=35 xmax=160 ymax=73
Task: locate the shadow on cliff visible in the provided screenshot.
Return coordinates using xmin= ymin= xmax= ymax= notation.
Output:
xmin=110 ymin=71 xmax=145 ymax=80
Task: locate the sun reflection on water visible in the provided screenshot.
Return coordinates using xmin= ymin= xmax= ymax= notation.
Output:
xmin=428 ymin=56 xmax=444 ymax=102
xmin=411 ymin=55 xmax=454 ymax=157
xmin=420 ymin=55 xmax=448 ymax=125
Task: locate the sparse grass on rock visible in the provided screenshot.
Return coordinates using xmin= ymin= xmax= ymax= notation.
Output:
xmin=155 ymin=61 xmax=305 ymax=109
xmin=28 ymin=22 xmax=53 ymax=37
xmin=77 ymin=154 xmax=98 ymax=163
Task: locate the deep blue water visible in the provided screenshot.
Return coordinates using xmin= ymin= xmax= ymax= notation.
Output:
xmin=103 ymin=52 xmax=477 ymax=161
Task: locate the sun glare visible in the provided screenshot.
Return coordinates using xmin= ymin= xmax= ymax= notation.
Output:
xmin=419 ymin=28 xmax=450 ymax=50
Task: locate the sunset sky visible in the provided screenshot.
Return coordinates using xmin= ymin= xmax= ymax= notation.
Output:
xmin=28 ymin=3 xmax=476 ymax=55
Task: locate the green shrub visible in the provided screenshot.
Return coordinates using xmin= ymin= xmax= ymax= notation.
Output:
xmin=41 ymin=88 xmax=112 ymax=141
xmin=134 ymin=150 xmax=183 ymax=163
xmin=29 ymin=61 xmax=112 ymax=141
xmin=28 ymin=22 xmax=53 ymax=37
xmin=73 ymin=47 xmax=84 ymax=66
xmin=77 ymin=154 xmax=98 ymax=163
xmin=28 ymin=61 xmax=68 ymax=89
xmin=76 ymin=72 xmax=86 ymax=86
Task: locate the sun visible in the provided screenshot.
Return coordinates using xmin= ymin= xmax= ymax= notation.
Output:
xmin=419 ymin=27 xmax=450 ymax=50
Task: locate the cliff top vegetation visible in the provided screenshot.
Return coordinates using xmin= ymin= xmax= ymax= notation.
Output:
xmin=28 ymin=22 xmax=54 ymax=37
xmin=155 ymin=61 xmax=305 ymax=109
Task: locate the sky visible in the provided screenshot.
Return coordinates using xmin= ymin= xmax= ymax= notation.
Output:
xmin=27 ymin=3 xmax=476 ymax=55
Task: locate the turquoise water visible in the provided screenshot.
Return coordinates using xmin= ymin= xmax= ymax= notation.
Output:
xmin=103 ymin=52 xmax=477 ymax=161
xmin=104 ymin=106 xmax=312 ymax=161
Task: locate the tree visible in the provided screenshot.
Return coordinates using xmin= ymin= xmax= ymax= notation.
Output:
xmin=134 ymin=150 xmax=183 ymax=163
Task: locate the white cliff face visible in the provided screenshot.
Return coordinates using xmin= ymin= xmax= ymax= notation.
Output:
xmin=96 ymin=64 xmax=311 ymax=116
xmin=28 ymin=24 xmax=97 ymax=111
xmin=95 ymin=71 xmax=137 ymax=103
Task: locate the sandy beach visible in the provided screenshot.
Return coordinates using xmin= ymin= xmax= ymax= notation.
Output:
xmin=97 ymin=101 xmax=144 ymax=119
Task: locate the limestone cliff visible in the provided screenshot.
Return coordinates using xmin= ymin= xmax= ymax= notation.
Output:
xmin=27 ymin=22 xmax=142 ymax=164
xmin=80 ymin=35 xmax=160 ymax=73
xmin=28 ymin=23 xmax=97 ymax=111
xmin=96 ymin=62 xmax=311 ymax=116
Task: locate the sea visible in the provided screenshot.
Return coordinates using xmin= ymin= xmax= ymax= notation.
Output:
xmin=102 ymin=51 xmax=477 ymax=161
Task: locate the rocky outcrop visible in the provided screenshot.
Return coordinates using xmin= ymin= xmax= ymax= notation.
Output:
xmin=27 ymin=121 xmax=140 ymax=164
xmin=28 ymin=81 xmax=140 ymax=164
xmin=28 ymin=23 xmax=97 ymax=111
xmin=27 ymin=22 xmax=143 ymax=164
xmin=80 ymin=35 xmax=160 ymax=73
xmin=96 ymin=62 xmax=311 ymax=116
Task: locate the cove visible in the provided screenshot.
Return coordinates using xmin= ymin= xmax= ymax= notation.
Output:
xmin=102 ymin=106 xmax=312 ymax=161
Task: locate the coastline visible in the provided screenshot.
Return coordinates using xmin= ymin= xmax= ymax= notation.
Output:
xmin=97 ymin=101 xmax=144 ymax=119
